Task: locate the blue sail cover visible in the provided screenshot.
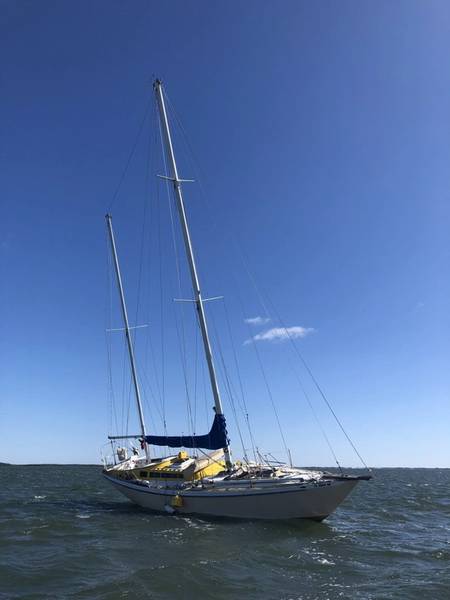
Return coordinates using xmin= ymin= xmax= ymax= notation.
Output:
xmin=144 ymin=413 xmax=229 ymax=450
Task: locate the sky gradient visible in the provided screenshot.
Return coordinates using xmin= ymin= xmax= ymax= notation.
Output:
xmin=1 ymin=1 xmax=449 ymax=467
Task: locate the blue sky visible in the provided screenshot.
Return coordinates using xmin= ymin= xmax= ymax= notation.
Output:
xmin=1 ymin=1 xmax=449 ymax=467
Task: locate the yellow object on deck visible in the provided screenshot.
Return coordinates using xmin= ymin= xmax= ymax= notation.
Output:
xmin=171 ymin=494 xmax=183 ymax=508
xmin=192 ymin=460 xmax=225 ymax=480
xmin=126 ymin=450 xmax=226 ymax=482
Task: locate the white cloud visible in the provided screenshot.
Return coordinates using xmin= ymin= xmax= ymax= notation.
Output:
xmin=244 ymin=316 xmax=271 ymax=326
xmin=245 ymin=326 xmax=315 ymax=345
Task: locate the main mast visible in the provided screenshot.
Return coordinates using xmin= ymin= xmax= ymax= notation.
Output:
xmin=106 ymin=214 xmax=151 ymax=463
xmin=154 ymin=79 xmax=232 ymax=469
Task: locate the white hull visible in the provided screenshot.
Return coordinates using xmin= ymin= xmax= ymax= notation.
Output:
xmin=103 ymin=473 xmax=359 ymax=521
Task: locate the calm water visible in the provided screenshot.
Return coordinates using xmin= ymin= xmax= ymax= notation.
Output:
xmin=1 ymin=466 xmax=449 ymax=599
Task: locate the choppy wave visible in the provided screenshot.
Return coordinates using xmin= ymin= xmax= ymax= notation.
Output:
xmin=0 ymin=465 xmax=449 ymax=599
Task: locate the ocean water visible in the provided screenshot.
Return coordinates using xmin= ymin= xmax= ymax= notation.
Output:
xmin=0 ymin=466 xmax=448 ymax=600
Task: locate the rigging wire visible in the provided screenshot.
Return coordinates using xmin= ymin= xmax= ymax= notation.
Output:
xmin=243 ymin=308 xmax=291 ymax=464
xmin=163 ymin=91 xmax=281 ymax=458
xmin=222 ymin=299 xmax=258 ymax=463
xmin=126 ymin=105 xmax=152 ymax=437
xmin=163 ymin=89 xmax=289 ymax=461
xmin=162 ymin=85 xmax=369 ymax=472
xmin=157 ymin=110 xmax=196 ymax=443
xmin=177 ymin=106 xmax=366 ymax=468
xmin=139 ymin=101 xmax=168 ymax=435
xmin=162 ymin=90 xmax=247 ymax=452
xmin=109 ymin=227 xmax=130 ymax=438
xmin=270 ymin=300 xmax=371 ymax=471
xmin=287 ymin=354 xmax=344 ymax=472
xmin=238 ymin=238 xmax=370 ymax=471
xmin=105 ymin=97 xmax=156 ymax=441
xmin=172 ymin=296 xmax=196 ymax=442
xmin=163 ymin=91 xmax=253 ymax=455
xmin=201 ymin=346 xmax=209 ymax=431
xmin=107 ymin=100 xmax=152 ymax=212
xmin=193 ymin=317 xmax=199 ymax=435
xmin=120 ymin=312 xmax=130 ymax=437
xmin=208 ymin=308 xmax=248 ymax=462
xmin=105 ymin=229 xmax=120 ymax=436
xmin=155 ymin=112 xmax=167 ymax=435
xmin=122 ymin=106 xmax=154 ymax=439
xmin=124 ymin=354 xmax=134 ymax=437
xmin=131 ymin=355 xmax=158 ymax=434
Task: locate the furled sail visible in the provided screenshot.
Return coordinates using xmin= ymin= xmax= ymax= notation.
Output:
xmin=144 ymin=414 xmax=229 ymax=450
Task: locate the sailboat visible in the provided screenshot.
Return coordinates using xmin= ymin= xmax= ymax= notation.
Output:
xmin=101 ymin=79 xmax=370 ymax=521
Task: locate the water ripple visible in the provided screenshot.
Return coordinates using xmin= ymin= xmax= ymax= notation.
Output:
xmin=1 ymin=466 xmax=449 ymax=599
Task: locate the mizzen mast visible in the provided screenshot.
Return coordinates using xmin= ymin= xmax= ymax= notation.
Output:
xmin=105 ymin=214 xmax=151 ymax=462
xmin=154 ymin=79 xmax=232 ymax=469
